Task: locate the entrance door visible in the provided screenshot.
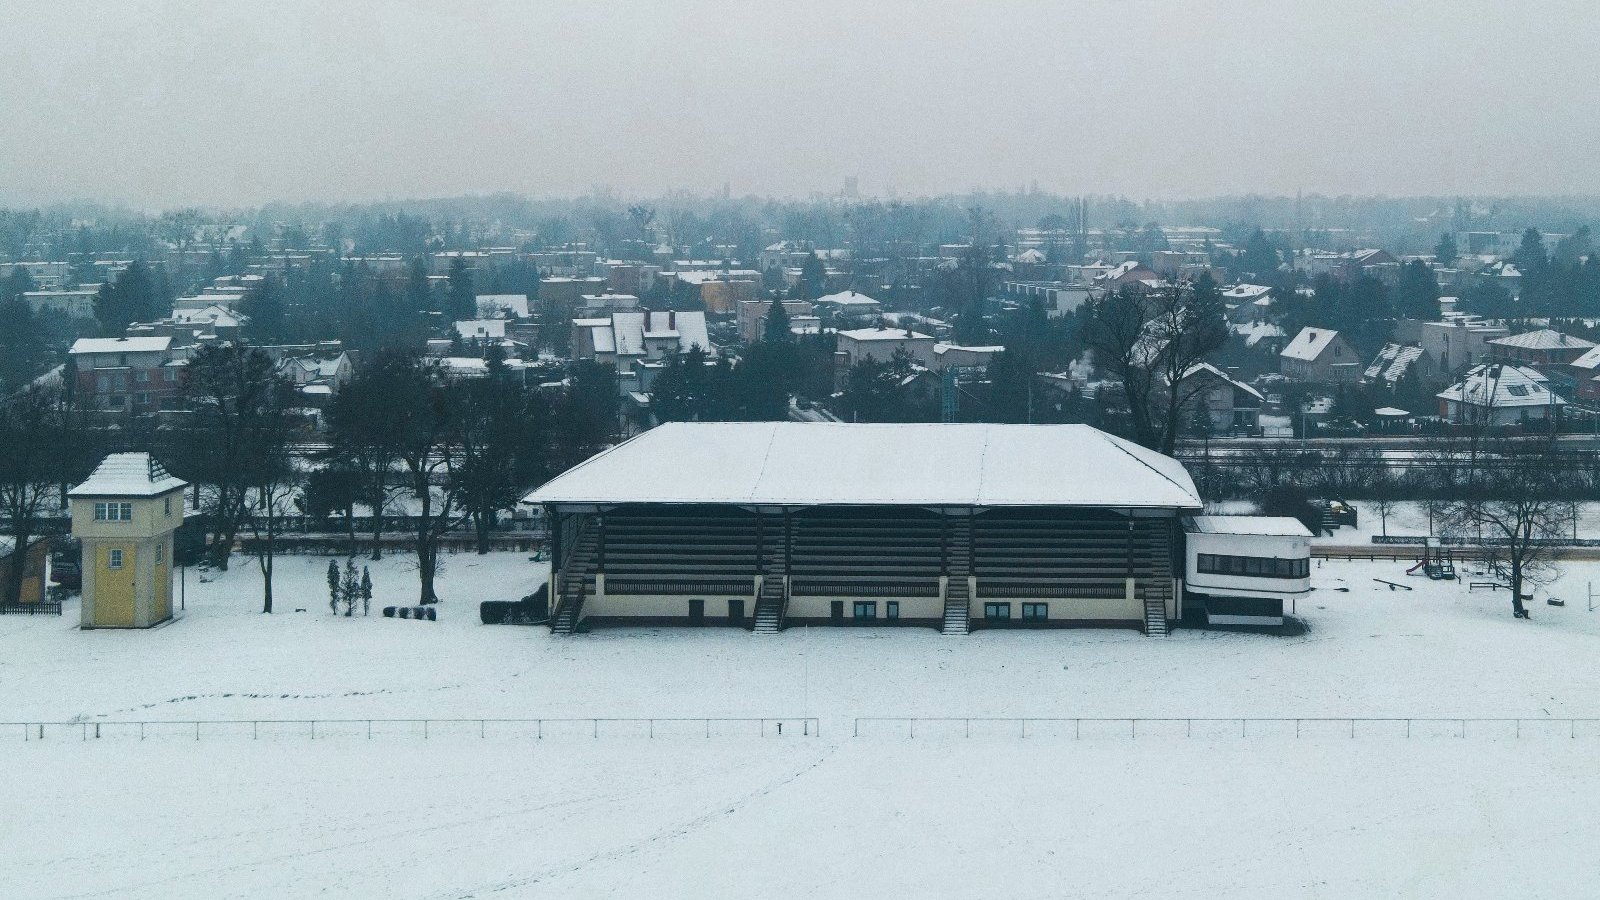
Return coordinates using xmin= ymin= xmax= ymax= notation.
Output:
xmin=830 ymin=600 xmax=844 ymax=622
xmin=689 ymin=599 xmax=705 ymax=624
xmin=728 ymin=599 xmax=745 ymax=625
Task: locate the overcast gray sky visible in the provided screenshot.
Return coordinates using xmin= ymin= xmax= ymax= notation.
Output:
xmin=3 ymin=0 xmax=1597 ymax=209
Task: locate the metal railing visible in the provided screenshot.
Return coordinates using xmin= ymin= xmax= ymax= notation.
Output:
xmin=852 ymin=717 xmax=1600 ymax=739
xmin=6 ymin=716 xmax=819 ymax=742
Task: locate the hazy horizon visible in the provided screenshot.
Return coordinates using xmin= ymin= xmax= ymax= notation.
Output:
xmin=5 ymin=0 xmax=1598 ymax=209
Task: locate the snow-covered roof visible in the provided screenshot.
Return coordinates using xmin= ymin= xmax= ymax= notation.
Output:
xmin=1233 ymin=321 xmax=1286 ymax=348
xmin=455 ymin=319 xmax=507 ymax=340
xmin=525 ymin=422 xmax=1201 ymax=510
xmin=815 ymin=290 xmax=880 ymax=307
xmin=69 ymin=336 xmax=173 ymax=356
xmin=1364 ymin=342 xmax=1426 ymax=384
xmin=1373 ymin=406 xmax=1411 ymax=417
xmin=1184 ymin=515 xmax=1312 ymax=537
xmin=1486 ymin=329 xmax=1595 ymax=352
xmin=1569 ymin=345 xmax=1600 ymax=370
xmin=69 ymin=453 xmax=188 ymax=498
xmin=1437 ymin=364 xmax=1566 ymax=409
xmin=476 ymin=294 xmax=530 ymax=318
xmin=839 ymin=327 xmax=932 ymax=342
xmin=1222 ymin=284 xmax=1272 ymax=301
xmin=1182 ymin=362 xmax=1264 ymax=401
xmin=1280 ymin=327 xmax=1341 ymax=362
xmin=1014 ymin=248 xmax=1047 ymax=264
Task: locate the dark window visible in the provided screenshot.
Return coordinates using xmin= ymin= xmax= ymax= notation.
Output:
xmin=1021 ymin=603 xmax=1048 ymax=620
xmin=984 ymin=602 xmax=1011 ymax=620
xmin=1196 ymin=553 xmax=1308 ymax=580
xmin=853 ymin=601 xmax=876 ymax=620
xmin=886 ymin=601 xmax=899 ymax=620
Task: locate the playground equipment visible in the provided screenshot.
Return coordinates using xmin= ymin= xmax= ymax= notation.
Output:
xmin=1406 ymin=538 xmax=1457 ymax=581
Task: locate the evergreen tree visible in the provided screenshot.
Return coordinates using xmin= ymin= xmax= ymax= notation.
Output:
xmin=407 ymin=256 xmax=433 ymax=313
xmin=795 ymin=253 xmax=827 ymax=300
xmin=242 ymin=279 xmax=286 ymax=342
xmin=361 ymin=567 xmax=372 ymax=616
xmin=93 ymin=260 xmax=159 ymax=332
xmin=1394 ymin=259 xmax=1442 ymax=320
xmin=1434 ymin=232 xmax=1458 ymax=267
xmin=447 ymin=257 xmax=475 ymax=320
xmin=327 ymin=560 xmax=341 ymax=614
xmin=761 ymin=298 xmax=794 ymax=344
xmin=342 ymin=558 xmax=361 ymax=616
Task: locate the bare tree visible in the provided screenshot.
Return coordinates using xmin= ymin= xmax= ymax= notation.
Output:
xmin=1445 ymin=433 xmax=1569 ymax=618
xmin=243 ymin=393 xmax=300 ymax=614
xmin=1087 ymin=280 xmax=1229 ymax=455
xmin=0 ymin=382 xmax=90 ymax=604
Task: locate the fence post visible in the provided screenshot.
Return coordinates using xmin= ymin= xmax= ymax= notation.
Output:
xmin=310 ymin=720 xmax=315 ymax=740
xmin=424 ymin=720 xmax=429 ymax=740
xmin=480 ymin=719 xmax=485 ymax=739
xmin=195 ymin=722 xmax=200 ymax=741
xmin=94 ymin=723 xmax=100 ymax=740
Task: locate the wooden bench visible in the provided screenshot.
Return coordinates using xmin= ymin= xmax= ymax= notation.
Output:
xmin=1468 ymin=582 xmax=1507 ymax=592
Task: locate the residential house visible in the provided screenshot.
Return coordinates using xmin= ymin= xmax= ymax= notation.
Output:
xmin=835 ymin=327 xmax=936 ymax=369
xmin=22 ymin=289 xmax=97 ymax=319
xmin=1417 ymin=317 xmax=1509 ymax=374
xmin=813 ymin=290 xmax=882 ymax=322
xmin=1485 ymin=329 xmax=1596 ymax=367
xmin=573 ymin=309 xmax=713 ymax=396
xmin=1279 ymin=327 xmax=1361 ymax=383
xmin=1180 ymin=363 xmax=1264 ymax=433
xmin=1437 ymin=364 xmax=1565 ymax=426
xmin=736 ymin=298 xmax=814 ymax=343
xmin=1363 ymin=343 xmax=1438 ymax=388
xmin=1222 ymin=284 xmax=1274 ymax=323
xmin=68 ymin=336 xmax=186 ymax=414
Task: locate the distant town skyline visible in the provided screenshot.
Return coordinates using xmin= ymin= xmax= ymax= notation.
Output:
xmin=4 ymin=0 xmax=1599 ymax=208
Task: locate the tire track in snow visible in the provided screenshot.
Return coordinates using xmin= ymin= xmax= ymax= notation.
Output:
xmin=436 ymin=742 xmax=841 ymax=898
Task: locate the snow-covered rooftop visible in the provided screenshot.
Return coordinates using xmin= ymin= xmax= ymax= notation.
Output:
xmin=1281 ymin=327 xmax=1341 ymax=362
xmin=839 ymin=327 xmax=932 ymax=342
xmin=1437 ymin=364 xmax=1566 ymax=409
xmin=1185 ymin=515 xmax=1312 ymax=537
xmin=69 ymin=336 xmax=173 ymax=356
xmin=815 ymin=290 xmax=880 ymax=307
xmin=1487 ymin=329 xmax=1595 ymax=352
xmin=525 ymin=422 xmax=1201 ymax=510
xmin=68 ymin=452 xmax=188 ymax=498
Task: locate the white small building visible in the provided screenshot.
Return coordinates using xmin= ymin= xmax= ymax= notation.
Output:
xmin=475 ymin=294 xmax=530 ymax=318
xmin=1183 ymin=516 xmax=1312 ymax=626
xmin=836 ymin=327 xmax=936 ymax=368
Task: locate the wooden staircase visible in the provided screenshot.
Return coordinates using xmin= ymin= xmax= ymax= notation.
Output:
xmin=753 ymin=543 xmax=787 ymax=634
xmin=550 ymin=525 xmax=599 ymax=635
xmin=942 ymin=516 xmax=972 ymax=635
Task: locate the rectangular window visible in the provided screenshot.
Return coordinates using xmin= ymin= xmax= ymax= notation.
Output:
xmin=136 ymin=370 xmax=150 ymax=383
xmin=984 ymin=602 xmax=1011 ymax=620
xmin=1021 ymin=603 xmax=1048 ymax=620
xmin=885 ymin=601 xmax=899 ymax=620
xmin=164 ymin=496 xmax=171 ymax=516
xmin=92 ymin=502 xmax=131 ymax=521
xmin=107 ymin=548 xmax=123 ymax=569
xmin=155 ymin=544 xmax=163 ymax=563
xmin=853 ymin=601 xmax=877 ymax=620
xmin=1196 ymin=553 xmax=1307 ymax=580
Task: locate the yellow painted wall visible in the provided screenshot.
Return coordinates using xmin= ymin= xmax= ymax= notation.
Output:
xmin=94 ymin=544 xmax=136 ymax=627
xmin=153 ymin=542 xmax=171 ymax=622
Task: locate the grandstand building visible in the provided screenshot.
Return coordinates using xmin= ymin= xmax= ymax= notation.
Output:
xmin=524 ymin=422 xmax=1269 ymax=636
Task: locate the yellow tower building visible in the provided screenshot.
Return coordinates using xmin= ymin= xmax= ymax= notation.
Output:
xmin=69 ymin=453 xmax=188 ymax=629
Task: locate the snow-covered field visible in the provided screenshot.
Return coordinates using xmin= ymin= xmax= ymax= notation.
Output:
xmin=3 ymin=550 xmax=1600 ymax=898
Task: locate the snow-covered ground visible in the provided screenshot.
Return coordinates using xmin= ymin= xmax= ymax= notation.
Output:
xmin=3 ymin=550 xmax=1600 ymax=898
